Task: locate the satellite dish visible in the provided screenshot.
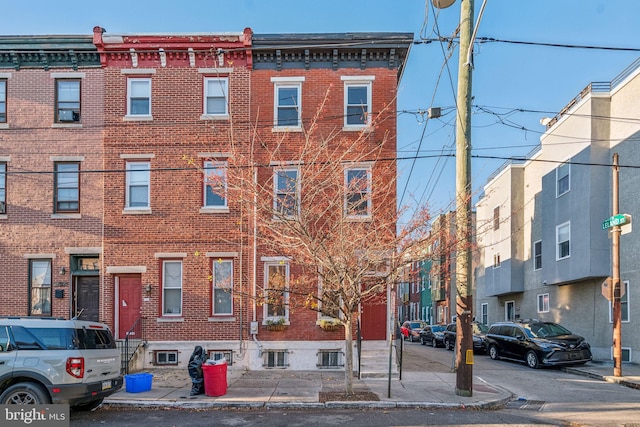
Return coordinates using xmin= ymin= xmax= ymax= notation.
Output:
xmin=432 ymin=0 xmax=456 ymax=8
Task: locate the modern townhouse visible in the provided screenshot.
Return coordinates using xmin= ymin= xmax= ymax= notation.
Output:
xmin=0 ymin=35 xmax=104 ymax=322
xmin=476 ymin=57 xmax=640 ymax=363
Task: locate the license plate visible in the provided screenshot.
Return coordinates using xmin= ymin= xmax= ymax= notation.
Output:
xmin=102 ymin=380 xmax=112 ymax=391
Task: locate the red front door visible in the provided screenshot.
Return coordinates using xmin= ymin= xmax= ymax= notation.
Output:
xmin=118 ymin=276 xmax=142 ymax=339
xmin=360 ymin=295 xmax=387 ymax=340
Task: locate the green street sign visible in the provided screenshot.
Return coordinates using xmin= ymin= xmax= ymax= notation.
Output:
xmin=602 ymin=214 xmax=631 ymax=230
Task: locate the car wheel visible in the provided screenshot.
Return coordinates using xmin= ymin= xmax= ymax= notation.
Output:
xmin=432 ymin=339 xmax=437 ymax=348
xmin=0 ymin=382 xmax=50 ymax=405
xmin=72 ymin=398 xmax=104 ymax=412
xmin=488 ymin=345 xmax=500 ymax=360
xmin=526 ymin=351 xmax=540 ymax=369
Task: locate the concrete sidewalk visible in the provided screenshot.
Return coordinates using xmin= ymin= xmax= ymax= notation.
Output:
xmin=103 ymin=361 xmax=640 ymax=410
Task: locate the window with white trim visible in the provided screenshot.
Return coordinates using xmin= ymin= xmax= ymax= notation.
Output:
xmin=534 ymin=240 xmax=542 ymax=270
xmin=212 ymin=259 xmax=233 ymax=315
xmin=127 ymin=78 xmax=151 ymax=116
xmin=154 ymin=350 xmax=178 ymax=365
xmin=317 ymin=350 xmax=343 ymax=368
xmin=162 ymin=260 xmax=182 ymax=316
xmin=55 ymin=79 xmax=80 ymax=123
xmin=207 ymin=350 xmax=233 ymax=366
xmin=204 ymin=77 xmax=228 ymax=116
xmin=204 ymin=161 xmax=227 ymax=208
xmin=29 ymin=259 xmax=52 ymax=316
xmin=481 ymin=303 xmax=488 ymax=326
xmin=126 ymin=161 xmax=150 ymax=209
xmin=537 ymin=293 xmax=550 ymax=313
xmin=556 ymin=222 xmax=570 ymax=260
xmin=0 ymin=79 xmax=6 ymax=123
xmin=54 ymin=162 xmax=80 ymax=213
xmin=556 ymin=162 xmax=570 ymax=197
xmin=345 ymin=166 xmax=371 ymax=217
xmin=264 ymin=350 xmax=288 ymax=368
xmin=274 ymin=168 xmax=299 ymax=218
xmin=264 ymin=263 xmax=289 ymax=321
xmin=609 ymin=280 xmax=630 ymax=323
xmin=273 ymin=78 xmax=303 ymax=128
xmin=343 ymin=77 xmax=373 ymax=127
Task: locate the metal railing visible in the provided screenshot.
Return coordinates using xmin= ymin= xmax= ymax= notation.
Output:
xmin=117 ymin=317 xmax=145 ymax=374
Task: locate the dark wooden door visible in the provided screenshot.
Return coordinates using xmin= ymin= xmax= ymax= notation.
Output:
xmin=118 ymin=276 xmax=142 ymax=339
xmin=75 ymin=276 xmax=100 ymax=322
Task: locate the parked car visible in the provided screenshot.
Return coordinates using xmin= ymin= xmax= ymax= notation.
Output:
xmin=0 ymin=316 xmax=123 ymax=410
xmin=419 ymin=325 xmax=446 ymax=347
xmin=485 ymin=320 xmax=592 ymax=369
xmin=443 ymin=321 xmax=489 ymax=353
xmin=402 ymin=321 xmax=424 ymax=342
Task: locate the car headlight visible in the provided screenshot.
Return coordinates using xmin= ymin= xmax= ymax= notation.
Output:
xmin=537 ymin=341 xmax=562 ymax=350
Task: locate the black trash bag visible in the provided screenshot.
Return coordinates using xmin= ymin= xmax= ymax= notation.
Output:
xmin=188 ymin=345 xmax=208 ymax=396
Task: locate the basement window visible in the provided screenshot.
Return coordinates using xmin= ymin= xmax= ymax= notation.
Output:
xmin=154 ymin=350 xmax=178 ymax=365
xmin=207 ymin=349 xmax=233 ymax=366
xmin=317 ymin=350 xmax=343 ymax=369
xmin=263 ymin=350 xmax=289 ymax=368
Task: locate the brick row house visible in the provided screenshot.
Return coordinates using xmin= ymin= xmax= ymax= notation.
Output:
xmin=0 ymin=28 xmax=413 ymax=372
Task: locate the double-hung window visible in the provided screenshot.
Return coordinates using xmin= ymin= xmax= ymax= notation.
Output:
xmin=533 ymin=240 xmax=542 ymax=270
xmin=537 ymin=293 xmax=550 ymax=313
xmin=54 ymin=162 xmax=80 ymax=213
xmin=272 ymin=77 xmax=304 ymax=129
xmin=274 ymin=168 xmax=299 ymax=218
xmin=204 ymin=77 xmax=228 ymax=116
xmin=556 ymin=162 xmax=570 ymax=197
xmin=204 ymin=161 xmax=227 ymax=208
xmin=344 ymin=166 xmax=371 ymax=217
xmin=556 ymin=222 xmax=570 ymax=260
xmin=125 ymin=161 xmax=150 ymax=209
xmin=55 ymin=79 xmax=80 ymax=123
xmin=162 ymin=260 xmax=182 ymax=316
xmin=127 ymin=78 xmax=151 ymax=117
xmin=342 ymin=76 xmax=374 ymax=128
xmin=264 ymin=262 xmax=289 ymax=321
xmin=29 ymin=259 xmax=52 ymax=316
xmin=0 ymin=162 xmax=5 ymax=214
xmin=0 ymin=79 xmax=6 ymax=123
xmin=212 ymin=259 xmax=233 ymax=315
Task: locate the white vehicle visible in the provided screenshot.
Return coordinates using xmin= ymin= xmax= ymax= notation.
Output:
xmin=0 ymin=316 xmax=123 ymax=410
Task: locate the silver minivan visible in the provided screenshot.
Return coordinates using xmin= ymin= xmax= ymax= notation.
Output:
xmin=0 ymin=317 xmax=123 ymax=410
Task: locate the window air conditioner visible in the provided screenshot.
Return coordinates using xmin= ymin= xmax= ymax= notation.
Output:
xmin=58 ymin=110 xmax=77 ymax=122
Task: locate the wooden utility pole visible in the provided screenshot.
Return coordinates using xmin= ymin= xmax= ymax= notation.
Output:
xmin=612 ymin=153 xmax=622 ymax=377
xmin=454 ymin=0 xmax=474 ymax=397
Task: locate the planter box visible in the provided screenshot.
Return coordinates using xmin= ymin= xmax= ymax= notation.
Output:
xmin=265 ymin=324 xmax=287 ymax=331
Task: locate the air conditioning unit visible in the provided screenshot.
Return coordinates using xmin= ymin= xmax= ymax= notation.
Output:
xmin=58 ymin=110 xmax=77 ymax=122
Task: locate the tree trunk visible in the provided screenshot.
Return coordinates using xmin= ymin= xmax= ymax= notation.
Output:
xmin=343 ymin=317 xmax=354 ymax=394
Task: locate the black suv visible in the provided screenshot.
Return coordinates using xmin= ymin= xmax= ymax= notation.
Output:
xmin=443 ymin=321 xmax=488 ymax=353
xmin=485 ymin=320 xmax=592 ymax=369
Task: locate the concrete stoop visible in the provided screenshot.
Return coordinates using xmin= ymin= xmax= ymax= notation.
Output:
xmin=358 ymin=341 xmax=399 ymax=379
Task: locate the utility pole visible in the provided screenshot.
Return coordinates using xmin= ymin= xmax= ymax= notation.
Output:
xmin=612 ymin=153 xmax=622 ymax=377
xmin=454 ymin=0 xmax=474 ymax=397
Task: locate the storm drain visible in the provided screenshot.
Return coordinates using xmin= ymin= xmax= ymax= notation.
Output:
xmin=506 ymin=399 xmax=546 ymax=411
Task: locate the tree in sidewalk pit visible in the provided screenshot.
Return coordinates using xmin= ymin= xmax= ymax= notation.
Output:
xmin=186 ymin=89 xmax=432 ymax=395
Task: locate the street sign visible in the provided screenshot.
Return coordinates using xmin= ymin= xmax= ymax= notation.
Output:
xmin=601 ymin=277 xmax=626 ymax=301
xmin=602 ymin=214 xmax=631 ymax=230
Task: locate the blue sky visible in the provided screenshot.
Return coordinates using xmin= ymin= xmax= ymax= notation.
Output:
xmin=5 ymin=0 xmax=640 ymax=222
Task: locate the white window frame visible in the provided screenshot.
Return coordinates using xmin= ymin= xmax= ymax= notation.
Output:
xmin=125 ymin=161 xmax=151 ymax=209
xmin=127 ymin=78 xmax=152 ymax=117
xmin=342 ymin=76 xmax=374 ymax=129
xmin=272 ymin=77 xmax=304 ymax=130
xmin=344 ymin=165 xmax=372 ymax=218
xmin=493 ymin=253 xmax=501 ymax=269
xmin=55 ymin=79 xmax=81 ymax=123
xmin=317 ymin=349 xmax=344 ymax=368
xmin=203 ymin=77 xmax=228 ymax=117
xmin=609 ymin=280 xmax=630 ymax=323
xmin=481 ymin=303 xmax=488 ymax=326
xmin=212 ymin=259 xmax=233 ymax=316
xmin=273 ymin=167 xmax=299 ymax=218
xmin=203 ymin=160 xmax=227 ymax=208
xmin=504 ymin=300 xmax=515 ymax=321
xmin=29 ymin=259 xmax=52 ymax=316
xmin=556 ymin=221 xmax=570 ymax=260
xmin=162 ymin=260 xmax=183 ymax=316
xmin=537 ymin=293 xmax=550 ymax=313
xmin=556 ymin=162 xmax=570 ymax=197
xmin=263 ymin=350 xmax=289 ymax=368
xmin=533 ymin=240 xmax=542 ymax=271
xmin=263 ymin=262 xmax=290 ymax=323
